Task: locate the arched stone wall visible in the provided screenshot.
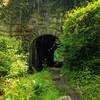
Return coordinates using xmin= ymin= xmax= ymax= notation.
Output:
xmin=28 ymin=34 xmax=58 ymax=73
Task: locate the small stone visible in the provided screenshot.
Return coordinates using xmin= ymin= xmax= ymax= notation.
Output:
xmin=59 ymin=96 xmax=71 ymax=100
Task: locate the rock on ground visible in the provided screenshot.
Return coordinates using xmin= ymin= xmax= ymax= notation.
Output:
xmin=59 ymin=96 xmax=72 ymax=100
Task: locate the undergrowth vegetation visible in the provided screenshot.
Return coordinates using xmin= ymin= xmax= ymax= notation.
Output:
xmin=3 ymin=71 xmax=59 ymax=100
xmin=61 ymin=66 xmax=100 ymax=100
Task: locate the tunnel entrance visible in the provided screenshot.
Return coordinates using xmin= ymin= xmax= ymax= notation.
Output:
xmin=29 ymin=34 xmax=57 ymax=72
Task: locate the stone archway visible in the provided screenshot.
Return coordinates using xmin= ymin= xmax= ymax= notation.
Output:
xmin=29 ymin=34 xmax=58 ymax=72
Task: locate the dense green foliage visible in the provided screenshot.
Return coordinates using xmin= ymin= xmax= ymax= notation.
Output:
xmin=59 ymin=0 xmax=100 ymax=73
xmin=61 ymin=67 xmax=100 ymax=100
xmin=0 ymin=35 xmax=27 ymax=76
xmin=59 ymin=1 xmax=100 ymax=99
xmin=3 ymin=71 xmax=59 ymax=100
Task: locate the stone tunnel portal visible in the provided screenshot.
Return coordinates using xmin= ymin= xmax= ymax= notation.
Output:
xmin=29 ymin=34 xmax=58 ymax=72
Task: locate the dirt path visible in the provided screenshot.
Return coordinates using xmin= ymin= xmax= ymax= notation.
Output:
xmin=51 ymin=68 xmax=80 ymax=100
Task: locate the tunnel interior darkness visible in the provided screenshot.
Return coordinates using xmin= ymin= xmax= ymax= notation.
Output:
xmin=29 ymin=34 xmax=58 ymax=72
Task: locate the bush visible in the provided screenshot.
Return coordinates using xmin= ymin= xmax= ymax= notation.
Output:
xmin=59 ymin=0 xmax=100 ymax=73
xmin=61 ymin=67 xmax=100 ymax=100
xmin=0 ymin=35 xmax=27 ymax=76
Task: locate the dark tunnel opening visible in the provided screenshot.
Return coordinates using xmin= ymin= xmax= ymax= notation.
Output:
xmin=29 ymin=34 xmax=58 ymax=73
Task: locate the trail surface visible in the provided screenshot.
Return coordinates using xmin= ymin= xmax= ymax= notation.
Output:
xmin=51 ymin=68 xmax=80 ymax=100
